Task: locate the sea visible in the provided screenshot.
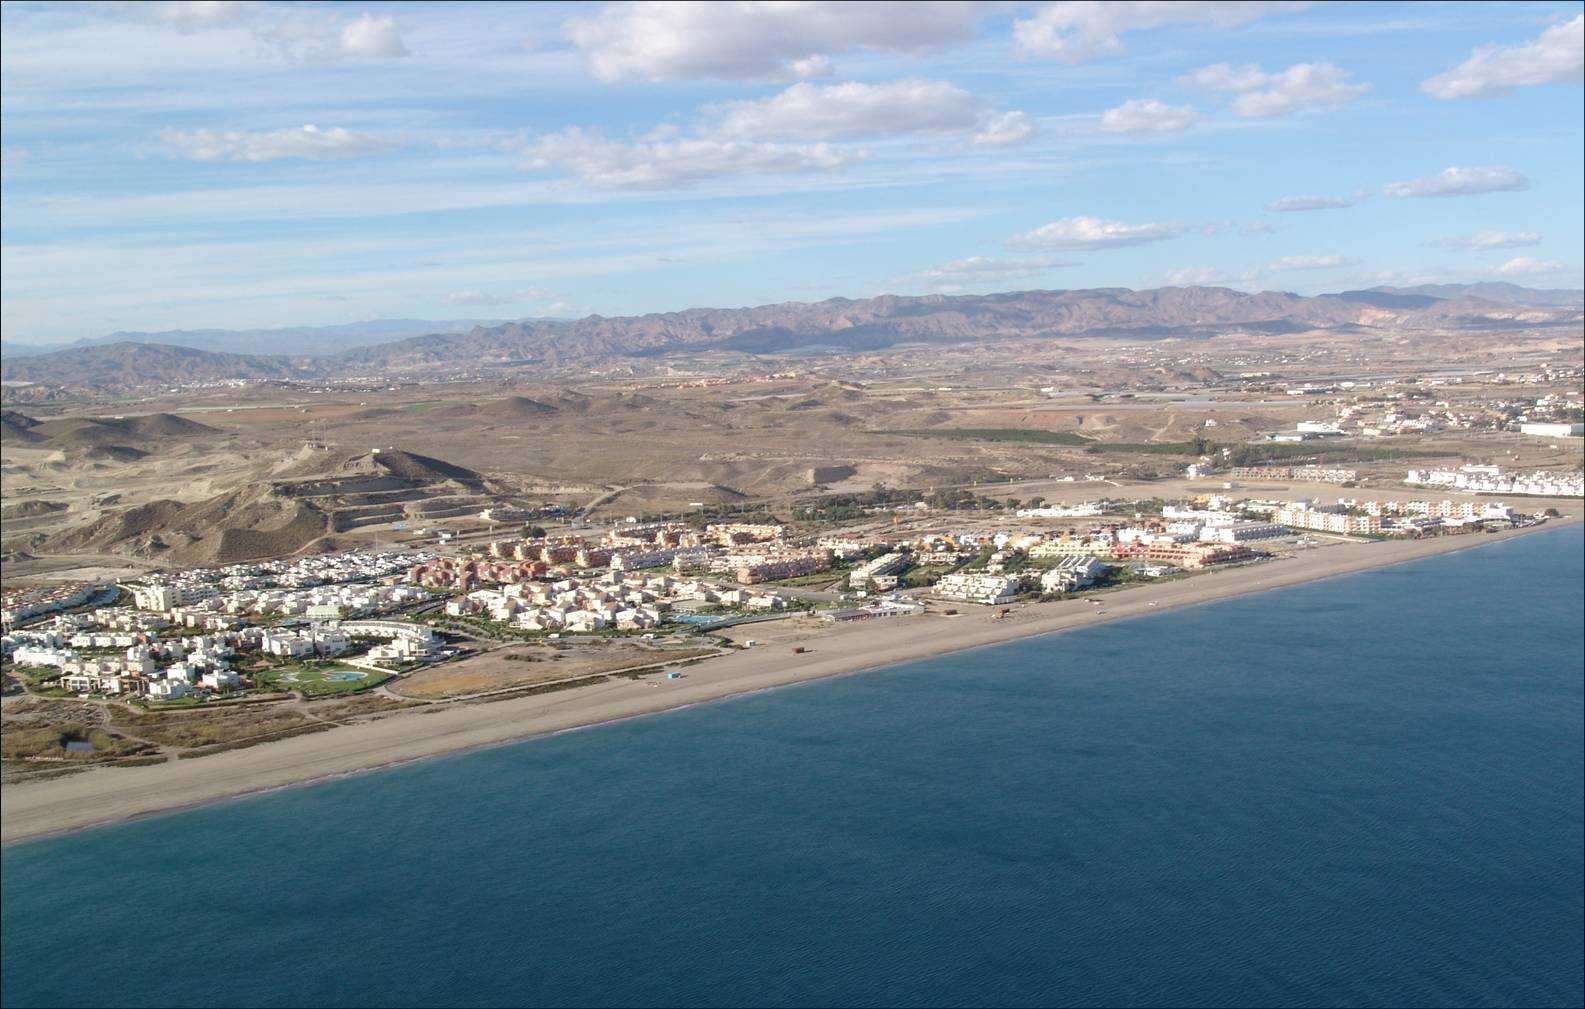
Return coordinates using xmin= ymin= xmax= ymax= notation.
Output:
xmin=3 ymin=525 xmax=1581 ymax=1008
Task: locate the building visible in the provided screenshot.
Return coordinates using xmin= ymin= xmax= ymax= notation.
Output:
xmin=1200 ymin=521 xmax=1287 ymax=544
xmin=1518 ymin=422 xmax=1583 ymax=438
xmin=848 ymin=552 xmax=911 ymax=589
xmin=1039 ymin=557 xmax=1107 ymax=595
xmin=147 ymin=678 xmax=192 ymax=700
xmin=934 ymin=572 xmax=1022 ymax=605
xmin=731 ymin=549 xmax=832 ymax=584
xmin=1136 ymin=542 xmax=1256 ymax=569
xmin=1 ymin=583 xmax=96 ymax=628
xmin=610 ymin=547 xmax=680 ymax=571
xmin=1405 ymin=466 xmax=1583 ymax=498
xmin=1275 ymin=506 xmax=1382 ymax=536
xmin=821 ymin=600 xmax=926 ymax=622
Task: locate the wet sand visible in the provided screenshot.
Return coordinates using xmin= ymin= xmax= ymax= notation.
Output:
xmin=3 ymin=519 xmax=1576 ymax=845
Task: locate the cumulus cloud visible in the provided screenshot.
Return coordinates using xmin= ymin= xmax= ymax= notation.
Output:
xmin=972 ymin=111 xmax=1038 ymax=147
xmin=1265 ymin=254 xmax=1353 ymax=271
xmin=566 ymin=1 xmax=986 ymax=82
xmin=1382 ymin=166 xmax=1530 ymax=199
xmin=1494 ymin=256 xmax=1569 ymax=277
xmin=525 ymin=127 xmax=851 ymax=189
xmin=1431 ymin=231 xmax=1543 ymax=251
xmin=1181 ymin=61 xmax=1368 ymax=117
xmin=1097 ymin=98 xmax=1198 ymax=135
xmin=1422 ymin=14 xmax=1582 ymax=99
xmin=339 ymin=14 xmax=409 ymax=58
xmin=912 ymin=255 xmax=1081 ymax=282
xmin=162 ymin=124 xmax=399 ymax=162
xmin=1263 ymin=192 xmax=1362 ymax=212
xmin=1014 ymin=1 xmax=1308 ymax=62
xmin=709 ymin=79 xmax=982 ymax=141
xmin=1007 ymin=216 xmax=1184 ymax=251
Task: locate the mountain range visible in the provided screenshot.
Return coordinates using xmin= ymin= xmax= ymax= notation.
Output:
xmin=0 ymin=318 xmax=509 ymax=359
xmin=3 ymin=283 xmax=1579 ymax=393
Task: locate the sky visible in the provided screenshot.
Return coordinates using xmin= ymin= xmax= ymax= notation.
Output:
xmin=1 ymin=1 xmax=1581 ymax=345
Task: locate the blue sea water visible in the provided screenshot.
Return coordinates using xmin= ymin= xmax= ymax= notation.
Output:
xmin=3 ymin=527 xmax=1582 ymax=1009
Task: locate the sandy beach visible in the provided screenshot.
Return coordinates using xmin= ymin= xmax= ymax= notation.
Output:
xmin=3 ymin=518 xmax=1576 ymax=845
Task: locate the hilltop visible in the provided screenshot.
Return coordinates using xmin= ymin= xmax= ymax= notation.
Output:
xmin=11 ymin=413 xmax=220 ymax=451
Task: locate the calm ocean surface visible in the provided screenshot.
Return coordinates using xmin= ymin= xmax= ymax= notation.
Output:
xmin=4 ymin=527 xmax=1582 ymax=1008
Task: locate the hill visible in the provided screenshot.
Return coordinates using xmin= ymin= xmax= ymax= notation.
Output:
xmin=361 ymin=448 xmax=485 ymax=485
xmin=1366 ymin=283 xmax=1583 ymax=309
xmin=22 ymin=413 xmax=221 ymax=451
xmin=0 ymin=343 xmax=312 ymax=392
xmin=1 ymin=409 xmax=45 ymax=444
xmin=37 ymin=444 xmax=491 ymax=565
xmin=479 ymin=395 xmax=559 ymax=418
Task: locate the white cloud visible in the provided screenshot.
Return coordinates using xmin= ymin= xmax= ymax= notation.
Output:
xmin=526 ymin=127 xmax=852 ymax=189
xmin=1014 ymin=1 xmax=1308 ymax=62
xmin=1264 ymin=193 xmax=1358 ymax=212
xmin=566 ymin=1 xmax=986 ymax=82
xmin=1007 ymin=216 xmax=1184 ymax=250
xmin=533 ymin=77 xmax=1033 ymax=189
xmin=156 ymin=1 xmax=255 ymax=30
xmin=338 ymin=14 xmax=409 ymax=58
xmin=1265 ymin=253 xmax=1353 ymax=271
xmin=446 ymin=290 xmax=510 ymax=307
xmin=972 ymin=111 xmax=1038 ymax=147
xmin=1494 ymin=256 xmax=1569 ymax=277
xmin=161 ymin=124 xmax=399 ymax=162
xmin=1165 ymin=266 xmax=1251 ymax=286
xmin=1181 ymin=61 xmax=1368 ymax=117
xmin=1382 ymin=166 xmax=1530 ymax=199
xmin=1422 ymin=14 xmax=1583 ymax=100
xmin=1097 ymin=98 xmax=1197 ymax=135
xmin=709 ymin=79 xmax=982 ymax=141
xmin=1431 ymin=231 xmax=1542 ymax=251
xmin=446 ymin=287 xmax=554 ymax=307
xmin=135 ymin=4 xmax=409 ymax=61
xmin=912 ymin=255 xmax=1081 ymax=282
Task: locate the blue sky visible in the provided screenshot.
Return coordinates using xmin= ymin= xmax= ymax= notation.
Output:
xmin=1 ymin=1 xmax=1581 ymax=345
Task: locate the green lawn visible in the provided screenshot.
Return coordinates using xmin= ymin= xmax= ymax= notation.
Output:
xmin=257 ymin=662 xmax=391 ymax=696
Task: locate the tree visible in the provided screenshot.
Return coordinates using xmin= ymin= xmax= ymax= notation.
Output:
xmin=523 ymin=525 xmax=547 ymax=539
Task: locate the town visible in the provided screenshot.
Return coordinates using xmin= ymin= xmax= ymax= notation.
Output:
xmin=4 ymin=474 xmax=1569 ymax=718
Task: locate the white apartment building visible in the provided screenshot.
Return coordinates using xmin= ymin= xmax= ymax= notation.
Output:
xmin=849 ymin=552 xmax=911 ymax=589
xmin=934 ymin=572 xmax=1022 ymax=606
xmin=1040 ymin=557 xmax=1107 ymax=595
xmin=1200 ymin=521 xmax=1287 ymax=544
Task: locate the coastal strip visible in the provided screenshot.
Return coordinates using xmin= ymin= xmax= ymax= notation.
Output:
xmin=2 ymin=519 xmax=1575 ymax=846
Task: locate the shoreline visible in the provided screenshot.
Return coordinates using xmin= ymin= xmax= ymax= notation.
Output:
xmin=3 ymin=518 xmax=1577 ymax=847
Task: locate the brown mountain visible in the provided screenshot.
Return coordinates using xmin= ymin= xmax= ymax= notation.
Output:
xmin=5 ymin=285 xmax=1579 ymax=391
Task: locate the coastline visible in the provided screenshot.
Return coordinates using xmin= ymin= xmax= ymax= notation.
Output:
xmin=3 ymin=518 xmax=1576 ymax=846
